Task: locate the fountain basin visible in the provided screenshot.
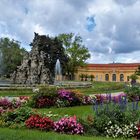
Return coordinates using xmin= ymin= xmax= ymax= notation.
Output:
xmin=54 ymin=81 xmax=92 ymax=88
xmin=0 ymin=80 xmax=12 ymax=87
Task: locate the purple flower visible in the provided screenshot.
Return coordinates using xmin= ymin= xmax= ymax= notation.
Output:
xmin=58 ymin=90 xmax=74 ymax=101
xmin=0 ymin=98 xmax=12 ymax=109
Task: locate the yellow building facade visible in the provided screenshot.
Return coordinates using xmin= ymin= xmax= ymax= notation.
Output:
xmin=75 ymin=63 xmax=140 ymax=82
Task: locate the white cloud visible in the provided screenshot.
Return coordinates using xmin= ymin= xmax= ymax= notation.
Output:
xmin=34 ymin=24 xmax=46 ymax=35
xmin=0 ymin=0 xmax=140 ymax=63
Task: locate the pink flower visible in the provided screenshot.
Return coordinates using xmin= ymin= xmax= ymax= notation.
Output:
xmin=54 ymin=116 xmax=84 ymax=135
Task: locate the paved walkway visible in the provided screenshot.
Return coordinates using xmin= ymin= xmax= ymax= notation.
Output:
xmin=89 ymin=92 xmax=126 ymax=98
xmin=100 ymin=92 xmax=125 ymax=96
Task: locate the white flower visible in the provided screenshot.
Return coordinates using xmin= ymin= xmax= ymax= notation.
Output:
xmin=32 ymin=88 xmax=39 ymax=93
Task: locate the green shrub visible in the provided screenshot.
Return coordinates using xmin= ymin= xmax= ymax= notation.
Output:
xmin=79 ymin=115 xmax=100 ymax=136
xmin=38 ymin=86 xmax=58 ymax=98
xmin=94 ymin=113 xmax=110 ymax=134
xmin=0 ymin=117 xmax=8 ymax=127
xmin=0 ymin=106 xmax=34 ymax=128
xmin=2 ymin=106 xmax=34 ymax=126
xmin=124 ymin=86 xmax=140 ymax=101
xmin=93 ymin=103 xmax=140 ymax=135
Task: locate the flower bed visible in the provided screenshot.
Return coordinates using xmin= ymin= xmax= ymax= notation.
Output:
xmin=0 ymin=96 xmax=29 ymax=115
xmin=0 ymin=97 xmax=140 ymax=138
xmin=1 ymin=85 xmax=140 ymax=139
xmin=29 ymin=87 xmax=93 ymax=108
xmin=25 ymin=115 xmax=54 ymax=131
xmin=25 ymin=114 xmax=84 ymax=135
xmin=92 ymin=93 xmax=126 ymax=104
xmin=54 ymin=115 xmax=83 ymax=135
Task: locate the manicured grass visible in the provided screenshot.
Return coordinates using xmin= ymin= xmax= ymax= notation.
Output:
xmin=0 ymin=82 xmax=133 ymax=140
xmin=0 ymin=89 xmax=34 ymax=97
xmin=37 ymin=103 xmax=140 ymax=119
xmin=79 ymin=88 xmax=122 ymax=95
xmin=0 ymin=128 xmax=131 ymax=140
xmin=78 ymin=81 xmax=125 ymax=95
xmin=0 ymin=81 xmax=125 ymax=97
xmin=37 ymin=105 xmax=93 ymax=119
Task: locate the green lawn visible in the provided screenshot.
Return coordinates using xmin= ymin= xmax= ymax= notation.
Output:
xmin=0 ymin=81 xmax=125 ymax=97
xmin=0 ymin=105 xmax=136 ymax=140
xmin=0 ymin=81 xmax=134 ymax=140
xmin=0 ymin=128 xmax=131 ymax=140
xmin=78 ymin=81 xmax=125 ymax=95
xmin=0 ymin=89 xmax=34 ymax=97
xmin=0 ymin=105 xmax=134 ymax=140
xmin=37 ymin=105 xmax=93 ymax=119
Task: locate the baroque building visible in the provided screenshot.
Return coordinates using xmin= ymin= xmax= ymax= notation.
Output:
xmin=76 ymin=63 xmax=140 ymax=82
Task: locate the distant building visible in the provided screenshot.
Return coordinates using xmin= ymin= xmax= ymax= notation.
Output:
xmin=76 ymin=63 xmax=140 ymax=82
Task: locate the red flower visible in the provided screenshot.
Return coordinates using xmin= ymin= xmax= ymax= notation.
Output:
xmin=25 ymin=115 xmax=54 ymax=131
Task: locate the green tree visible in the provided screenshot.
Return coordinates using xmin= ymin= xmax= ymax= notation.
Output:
xmin=0 ymin=37 xmax=27 ymax=77
xmin=79 ymin=74 xmax=85 ymax=81
xmin=84 ymin=74 xmax=88 ymax=81
xmin=58 ymin=33 xmax=90 ymax=80
xmin=135 ymin=65 xmax=140 ymax=76
xmin=89 ymin=74 xmax=95 ymax=81
xmin=130 ymin=74 xmax=138 ymax=86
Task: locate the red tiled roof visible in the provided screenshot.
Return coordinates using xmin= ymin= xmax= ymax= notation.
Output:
xmin=79 ymin=63 xmax=140 ymax=70
xmin=87 ymin=63 xmax=140 ymax=68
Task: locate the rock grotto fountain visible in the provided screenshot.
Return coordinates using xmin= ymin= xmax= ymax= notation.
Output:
xmin=12 ymin=33 xmax=68 ymax=85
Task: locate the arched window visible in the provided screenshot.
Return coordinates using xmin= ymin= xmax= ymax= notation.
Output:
xmin=95 ymin=75 xmax=98 ymax=81
xmin=112 ymin=74 xmax=116 ymax=81
xmin=100 ymin=75 xmax=102 ymax=81
xmin=120 ymin=74 xmax=124 ymax=81
xmin=105 ymin=74 xmax=109 ymax=81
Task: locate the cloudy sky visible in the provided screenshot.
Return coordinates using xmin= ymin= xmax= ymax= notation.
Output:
xmin=0 ymin=0 xmax=140 ymax=64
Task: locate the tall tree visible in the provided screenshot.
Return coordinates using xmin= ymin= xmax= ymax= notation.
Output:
xmin=58 ymin=33 xmax=91 ymax=80
xmin=0 ymin=37 xmax=27 ymax=77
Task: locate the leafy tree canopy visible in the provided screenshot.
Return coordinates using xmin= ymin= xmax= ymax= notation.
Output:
xmin=0 ymin=37 xmax=27 ymax=77
xmin=135 ymin=65 xmax=140 ymax=76
xmin=58 ymin=33 xmax=91 ymax=80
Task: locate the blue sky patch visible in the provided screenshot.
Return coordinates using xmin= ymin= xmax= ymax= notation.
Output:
xmin=86 ymin=16 xmax=96 ymax=32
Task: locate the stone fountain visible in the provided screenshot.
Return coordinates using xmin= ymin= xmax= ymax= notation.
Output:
xmin=12 ymin=33 xmax=68 ymax=85
xmin=11 ymin=33 xmax=92 ymax=88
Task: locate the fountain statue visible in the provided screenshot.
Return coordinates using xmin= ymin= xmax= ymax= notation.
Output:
xmin=12 ymin=33 xmax=68 ymax=84
xmin=55 ymin=59 xmax=62 ymax=81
